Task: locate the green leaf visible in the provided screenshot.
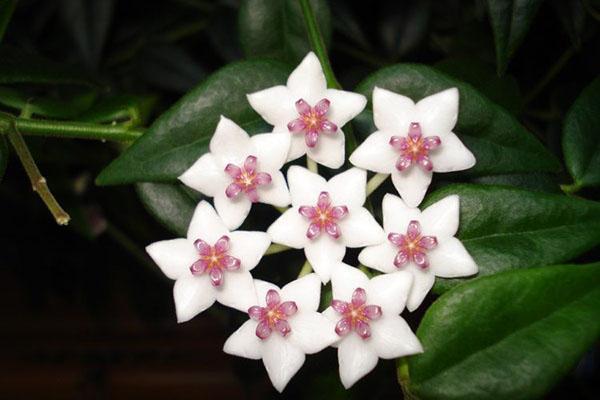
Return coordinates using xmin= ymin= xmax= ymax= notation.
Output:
xmin=469 ymin=172 xmax=560 ymax=193
xmin=407 ymin=263 xmax=600 ymax=400
xmin=77 ymin=94 xmax=157 ymax=125
xmin=421 ymin=184 xmax=600 ymax=292
xmin=0 ymin=86 xmax=97 ymax=119
xmin=486 ymin=0 xmax=543 ymax=75
xmin=562 ymin=75 xmax=600 ymax=189
xmin=551 ymin=0 xmax=586 ymax=49
xmin=0 ymin=135 xmax=8 ymax=183
xmin=354 ymin=64 xmax=560 ymax=176
xmin=96 ymin=59 xmax=290 ymax=185
xmin=238 ymin=0 xmax=331 ymax=64
xmin=136 ymin=182 xmax=200 ymax=237
xmin=0 ymin=0 xmax=16 ymax=43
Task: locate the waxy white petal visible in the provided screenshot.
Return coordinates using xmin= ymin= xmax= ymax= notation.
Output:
xmin=370 ymin=315 xmax=423 ymax=359
xmin=406 ymin=266 xmax=436 ymax=312
xmin=382 ymin=193 xmax=421 ymax=233
xmin=330 ymin=263 xmax=370 ymax=300
xmin=289 ymin=311 xmax=338 ymax=354
xmin=304 ymin=237 xmax=346 ymax=283
xmin=267 ymin=207 xmax=309 ymax=249
xmin=358 ymin=242 xmax=398 ymax=274
xmin=338 ymin=334 xmax=379 ymax=389
xmin=287 ymin=166 xmax=327 ymax=207
xmin=215 ymin=270 xmax=257 ymax=312
xmin=286 ymin=52 xmax=327 ymax=104
xmin=251 ymin=132 xmax=291 ymax=172
xmin=178 ymin=153 xmax=224 ymax=197
xmin=246 ymin=85 xmax=296 ymax=126
xmin=372 ymin=87 xmax=415 ymax=132
xmin=349 ymin=130 xmax=397 ymax=174
xmin=209 ymin=116 xmax=252 ymax=163
xmin=223 ymin=319 xmax=263 ymax=360
xmin=327 ymin=167 xmax=366 ymax=208
xmin=415 ymin=87 xmax=459 ymax=137
xmin=173 ymin=275 xmax=216 ymax=323
xmin=257 ymin=170 xmax=291 ymax=207
xmin=287 ymin=130 xmax=308 ymax=162
xmin=146 ymin=238 xmax=198 ymax=280
xmin=325 ymin=88 xmax=367 ymax=127
xmin=214 ymin=191 xmax=252 ymax=231
xmin=187 ymin=201 xmax=230 ymax=244
xmin=262 ymin=334 xmax=306 ymax=393
xmin=420 ymin=194 xmax=459 ymax=238
xmin=429 ymin=237 xmax=478 ymax=278
xmin=338 ymin=207 xmax=385 ymax=248
xmin=390 ymin=165 xmax=432 ymax=207
xmin=430 ymin=131 xmax=476 ymax=172
xmin=281 ymin=273 xmax=321 ymax=312
xmin=306 ymin=129 xmax=345 ymax=169
xmin=228 ymin=231 xmax=270 ymax=271
xmin=367 ymin=271 xmax=413 ymax=315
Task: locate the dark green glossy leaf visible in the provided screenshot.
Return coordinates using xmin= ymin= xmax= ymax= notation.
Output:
xmin=0 ymin=86 xmax=97 ymax=118
xmin=0 ymin=0 xmax=16 ymax=43
xmin=0 ymin=135 xmax=8 ymax=183
xmin=421 ymin=184 xmax=600 ymax=292
xmin=551 ymin=0 xmax=586 ymax=49
xmin=486 ymin=0 xmax=543 ymax=75
xmin=469 ymin=172 xmax=560 ymax=193
xmin=136 ymin=182 xmax=200 ymax=237
xmin=78 ymin=94 xmax=157 ymax=125
xmin=407 ymin=263 xmax=600 ymax=400
xmin=239 ymin=0 xmax=331 ymax=64
xmin=562 ymin=75 xmax=600 ymax=189
xmin=96 ymin=59 xmax=291 ymax=185
xmin=354 ymin=64 xmax=559 ymax=176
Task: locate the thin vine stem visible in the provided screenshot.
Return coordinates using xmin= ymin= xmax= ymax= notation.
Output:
xmin=298 ymin=260 xmax=313 ymax=277
xmin=366 ymin=173 xmax=389 ymax=196
xmin=265 ymin=243 xmax=291 ymax=255
xmin=523 ymin=47 xmax=575 ymax=105
xmin=307 ymin=156 xmax=318 ymax=173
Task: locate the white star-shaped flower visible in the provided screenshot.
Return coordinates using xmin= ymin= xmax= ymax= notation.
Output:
xmin=146 ymin=201 xmax=270 ymax=322
xmin=179 ymin=116 xmax=291 ymax=230
xmin=247 ymin=52 xmax=367 ymax=169
xmin=322 ymin=263 xmax=423 ymax=389
xmin=350 ymin=87 xmax=476 ymax=207
xmin=223 ymin=273 xmax=338 ymax=392
xmin=267 ymin=166 xmax=385 ymax=283
xmin=359 ymin=194 xmax=478 ymax=311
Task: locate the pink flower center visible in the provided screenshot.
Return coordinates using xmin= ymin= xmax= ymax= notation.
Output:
xmin=389 ymin=122 xmax=441 ymax=172
xmin=287 ymin=98 xmax=338 ymax=148
xmin=248 ymin=289 xmax=298 ymax=340
xmin=298 ymin=191 xmax=348 ymax=240
xmin=388 ymin=220 xmax=438 ymax=269
xmin=332 ymin=288 xmax=382 ymax=340
xmin=189 ymin=235 xmax=241 ymax=287
xmin=224 ymin=155 xmax=272 ymax=203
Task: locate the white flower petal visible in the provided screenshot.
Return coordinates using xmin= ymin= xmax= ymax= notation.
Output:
xmin=289 ymin=311 xmax=338 ymax=354
xmin=304 ymin=237 xmax=346 ymax=283
xmin=228 ymin=231 xmax=270 ymax=271
xmin=325 ymin=88 xmax=367 ymax=127
xmin=187 ymin=201 xmax=230 ymax=243
xmin=367 ymin=271 xmax=413 ymax=315
xmin=247 ymin=85 xmax=296 ymax=126
xmin=318 ymin=307 xmax=342 ymax=348
xmin=258 ymin=170 xmax=291 ymax=207
xmin=306 ymin=129 xmax=345 ymax=169
xmin=372 ymin=87 xmax=415 ymax=133
xmin=327 ymin=167 xmax=366 ymax=208
xmin=349 ymin=130 xmax=397 ymax=173
xmin=215 ymin=270 xmax=257 ymax=312
xmin=251 ymin=132 xmax=291 ymax=172
xmin=267 ymin=208 xmax=309 ymax=249
xmin=178 ymin=153 xmax=225 ymax=197
xmin=430 ymin=131 xmax=476 ymax=172
xmin=287 ymin=166 xmax=327 ymax=207
xmin=420 ymin=195 xmax=459 ymax=238
xmin=429 ymin=237 xmax=478 ymax=278
xmin=262 ymin=334 xmax=306 ymax=393
xmin=281 ymin=273 xmax=321 ymax=312
xmin=382 ymin=193 xmax=422 ymax=233
xmin=330 ymin=263 xmax=369 ymax=300
xmin=146 ymin=238 xmax=198 ymax=280
xmin=209 ymin=116 xmax=252 ymax=163
xmin=213 ymin=191 xmax=252 ymax=231
xmin=406 ymin=266 xmax=435 ymax=312
xmin=358 ymin=242 xmax=398 ymax=274
xmin=173 ymin=275 xmax=216 ymax=323
xmin=337 ymin=334 xmax=379 ymax=389
xmin=287 ymin=52 xmax=327 ymax=104
xmin=287 ymin=130 xmax=308 ymax=162
xmin=254 ymin=279 xmax=280 ymax=307
xmin=415 ymin=87 xmax=458 ymax=137
xmin=339 ymin=207 xmax=385 ymax=248
xmin=223 ymin=319 xmax=263 ymax=360
xmin=390 ymin=166 xmax=432 ymax=208
xmin=370 ymin=315 xmax=423 ymax=359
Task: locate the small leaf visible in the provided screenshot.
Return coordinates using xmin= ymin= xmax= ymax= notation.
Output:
xmin=354 ymin=64 xmax=559 ymax=176
xmin=238 ymin=0 xmax=332 ymax=64
xmin=407 ymin=263 xmax=600 ymax=400
xmin=96 ymin=59 xmax=289 ymax=185
xmin=0 ymin=135 xmax=8 ymax=183
xmin=562 ymin=75 xmax=600 ymax=189
xmin=0 ymin=0 xmax=16 ymax=43
xmin=486 ymin=0 xmax=543 ymax=74
xmin=421 ymin=184 xmax=600 ymax=292
xmin=0 ymin=86 xmax=97 ymax=119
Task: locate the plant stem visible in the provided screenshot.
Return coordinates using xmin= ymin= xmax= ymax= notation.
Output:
xmin=6 ymin=114 xmax=70 ymax=225
xmin=524 ymin=47 xmax=575 ymax=105
xmin=298 ymin=0 xmax=341 ymax=89
xmin=366 ymin=173 xmax=389 ymax=196
xmin=298 ymin=260 xmax=313 ymax=277
xmin=265 ymin=243 xmax=291 ymax=255
xmin=561 ymin=181 xmax=582 ymax=195
xmin=307 ymin=156 xmax=318 ymax=173
xmin=397 ymin=358 xmax=416 ymax=400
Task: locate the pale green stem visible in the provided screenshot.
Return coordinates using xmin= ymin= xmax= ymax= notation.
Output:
xmin=366 ymin=173 xmax=389 ymax=196
xmin=298 ymin=260 xmax=313 ymax=277
xmin=265 ymin=243 xmax=291 ymax=255
xmin=307 ymin=156 xmax=318 ymax=173
xmin=561 ymin=182 xmax=582 ymax=195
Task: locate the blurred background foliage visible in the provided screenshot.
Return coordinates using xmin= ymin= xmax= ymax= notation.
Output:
xmin=0 ymin=0 xmax=599 ymax=398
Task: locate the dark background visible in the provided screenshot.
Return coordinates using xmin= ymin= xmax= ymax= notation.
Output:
xmin=1 ymin=0 xmax=598 ymax=398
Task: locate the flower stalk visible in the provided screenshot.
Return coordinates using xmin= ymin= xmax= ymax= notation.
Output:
xmin=366 ymin=173 xmax=389 ymax=196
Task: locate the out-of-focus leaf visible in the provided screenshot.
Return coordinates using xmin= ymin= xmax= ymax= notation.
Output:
xmin=551 ymin=0 xmax=586 ymax=49
xmin=0 ymin=0 xmax=16 ymax=43
xmin=435 ymin=57 xmax=522 ymax=114
xmin=238 ymin=0 xmax=331 ymax=64
xmin=562 ymin=75 xmax=600 ymax=189
xmin=208 ymin=2 xmax=243 ymax=62
xmin=354 ymin=64 xmax=560 ymax=176
xmin=97 ymin=59 xmax=290 ymax=185
xmin=379 ymin=0 xmax=431 ymax=59
xmin=0 ymin=135 xmax=8 ymax=183
xmin=0 ymin=86 xmax=97 ymax=118
xmin=407 ymin=263 xmax=600 ymax=400
xmin=469 ymin=172 xmax=560 ymax=193
xmin=78 ymin=95 xmax=157 ymax=125
xmin=486 ymin=0 xmax=543 ymax=74
xmin=421 ymin=184 xmax=600 ymax=292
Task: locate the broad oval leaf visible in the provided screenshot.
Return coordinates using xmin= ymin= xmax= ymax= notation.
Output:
xmin=238 ymin=0 xmax=331 ymax=64
xmin=354 ymin=64 xmax=560 ymax=176
xmin=562 ymin=75 xmax=600 ymax=189
xmin=421 ymin=184 xmax=600 ymax=292
xmin=486 ymin=0 xmax=543 ymax=75
xmin=96 ymin=59 xmax=290 ymax=185
xmin=0 ymin=135 xmax=8 ymax=183
xmin=407 ymin=263 xmax=600 ymax=400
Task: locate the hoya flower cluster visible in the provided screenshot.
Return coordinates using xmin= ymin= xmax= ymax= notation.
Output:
xmin=146 ymin=53 xmax=478 ymax=391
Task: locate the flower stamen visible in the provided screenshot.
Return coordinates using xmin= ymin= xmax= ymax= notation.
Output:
xmin=388 ymin=220 xmax=438 ymax=269
xmin=287 ymin=98 xmax=338 ymax=148
xmin=248 ymin=289 xmax=298 ymax=340
xmin=389 ymin=122 xmax=441 ymax=172
xmin=331 ymin=288 xmax=382 ymax=340
xmin=299 ymin=191 xmax=348 ymax=240
xmin=225 ymin=155 xmax=272 ymax=203
xmin=190 ymin=235 xmax=241 ymax=286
